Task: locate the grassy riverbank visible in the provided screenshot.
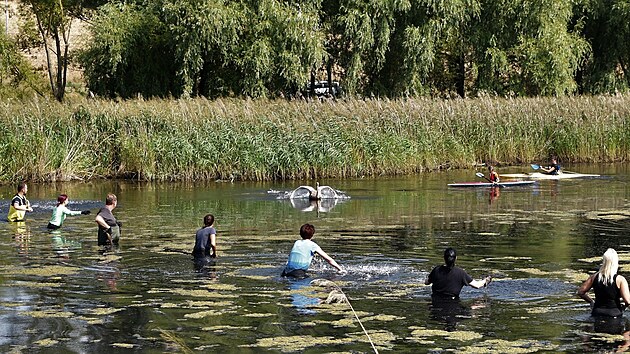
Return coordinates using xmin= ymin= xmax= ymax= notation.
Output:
xmin=1 ymin=95 xmax=629 ymax=182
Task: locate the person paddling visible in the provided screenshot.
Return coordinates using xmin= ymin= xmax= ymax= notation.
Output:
xmin=425 ymin=247 xmax=492 ymax=300
xmin=47 ymin=194 xmax=91 ymax=230
xmin=540 ymin=157 xmax=561 ymax=175
xmin=578 ymin=248 xmax=630 ymax=317
xmin=7 ymin=182 xmax=33 ymax=222
xmin=488 ymin=165 xmax=500 ymax=183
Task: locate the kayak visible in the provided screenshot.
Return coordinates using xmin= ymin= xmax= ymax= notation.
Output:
xmin=448 ymin=180 xmax=537 ymax=188
xmin=499 ymin=172 xmax=600 ymax=180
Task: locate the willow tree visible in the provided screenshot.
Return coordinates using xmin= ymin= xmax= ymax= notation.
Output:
xmin=472 ymin=0 xmax=589 ymax=96
xmin=576 ymin=0 xmax=630 ymax=93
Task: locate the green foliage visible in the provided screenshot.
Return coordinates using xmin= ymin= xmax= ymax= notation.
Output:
xmin=0 ymin=96 xmax=629 ymax=182
xmin=0 ymin=23 xmax=45 ymax=99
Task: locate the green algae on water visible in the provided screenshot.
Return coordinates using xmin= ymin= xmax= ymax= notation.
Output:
xmin=243 ymin=335 xmax=353 ymax=352
xmin=0 ymin=265 xmax=79 ymax=276
xmin=408 ymin=326 xmax=483 ymax=341
xmin=455 ymin=338 xmax=559 ymax=353
xmin=34 ymin=338 xmax=58 ymax=347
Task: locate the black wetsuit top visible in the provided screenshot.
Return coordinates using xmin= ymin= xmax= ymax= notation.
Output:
xmin=550 ymin=163 xmax=561 ymax=175
xmin=427 ymin=265 xmax=473 ymax=299
xmin=192 ymin=226 xmax=216 ymax=258
xmin=593 ymin=274 xmax=623 ymax=317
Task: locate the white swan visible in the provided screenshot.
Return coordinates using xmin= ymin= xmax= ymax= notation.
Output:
xmin=289 ymin=182 xmax=339 ymax=200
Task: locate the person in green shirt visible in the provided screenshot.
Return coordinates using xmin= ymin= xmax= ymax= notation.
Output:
xmin=47 ymin=194 xmax=91 ymax=230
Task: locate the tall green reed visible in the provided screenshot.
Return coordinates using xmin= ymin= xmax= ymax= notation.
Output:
xmin=0 ymin=95 xmax=629 ymax=182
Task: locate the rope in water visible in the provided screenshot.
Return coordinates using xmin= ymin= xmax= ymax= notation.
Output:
xmin=330 ymin=281 xmax=379 ymax=354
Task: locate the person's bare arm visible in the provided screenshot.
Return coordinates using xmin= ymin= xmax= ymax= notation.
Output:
xmin=95 ymin=214 xmax=110 ymax=229
xmin=13 ymin=200 xmax=32 ymax=212
xmin=315 ymin=249 xmax=343 ymax=272
xmin=577 ymin=274 xmax=595 ymax=306
xmin=617 ymin=275 xmax=630 ymax=306
xmin=209 ymin=233 xmax=217 ymax=258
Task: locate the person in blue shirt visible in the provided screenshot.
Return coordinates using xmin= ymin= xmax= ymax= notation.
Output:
xmin=282 ymin=223 xmax=343 ymax=278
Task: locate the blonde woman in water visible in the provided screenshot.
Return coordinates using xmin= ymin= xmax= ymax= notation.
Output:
xmin=578 ymin=248 xmax=630 ymax=317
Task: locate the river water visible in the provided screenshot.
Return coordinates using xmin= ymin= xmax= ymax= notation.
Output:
xmin=1 ymin=164 xmax=630 ymax=353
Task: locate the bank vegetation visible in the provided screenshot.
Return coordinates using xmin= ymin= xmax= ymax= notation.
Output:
xmin=0 ymin=95 xmax=628 ymax=182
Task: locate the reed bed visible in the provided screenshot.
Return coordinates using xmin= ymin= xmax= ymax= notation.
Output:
xmin=0 ymin=95 xmax=629 ymax=182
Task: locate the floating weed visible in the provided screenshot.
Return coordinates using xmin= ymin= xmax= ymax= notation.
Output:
xmin=200 ymin=284 xmax=238 ymax=291
xmin=34 ymin=338 xmax=58 ymax=347
xmin=360 ymin=314 xmax=406 ymax=322
xmin=99 ymin=255 xmax=122 ymax=263
xmin=112 ymin=343 xmax=135 ymax=349
xmin=242 ymin=335 xmax=352 ymax=352
xmin=88 ymin=307 xmax=124 ymax=316
xmin=480 ymin=256 xmax=532 ymax=262
xmin=21 ymin=310 xmax=74 ymax=318
xmin=349 ymin=329 xmax=397 ymax=349
xmin=584 ymin=210 xmax=630 ymax=221
xmin=147 ymin=288 xmax=237 ymax=298
xmin=161 ymin=300 xmax=234 ymax=308
xmin=455 ymin=338 xmax=559 ymax=353
xmin=574 ymin=330 xmax=625 ymax=343
xmin=77 ymin=316 xmax=104 ymax=325
xmin=242 ymin=312 xmax=275 ymax=318
xmin=184 ymin=309 xmax=238 ymax=319
xmin=0 ymin=265 xmax=79 ymax=276
xmin=201 ymin=325 xmax=254 ymax=331
xmin=11 ymin=281 xmax=62 ymax=288
xmin=408 ymin=326 xmax=483 ymax=341
xmin=314 ymin=317 xmax=356 ymax=328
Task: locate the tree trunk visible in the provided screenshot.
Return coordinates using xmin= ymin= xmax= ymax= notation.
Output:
xmin=456 ymin=51 xmax=465 ymax=98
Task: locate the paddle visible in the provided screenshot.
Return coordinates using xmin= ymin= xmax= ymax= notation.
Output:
xmin=530 ymin=164 xmax=541 ymax=170
xmin=476 ymin=172 xmax=504 ymax=188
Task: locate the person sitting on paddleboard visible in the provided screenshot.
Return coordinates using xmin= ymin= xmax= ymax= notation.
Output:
xmin=578 ymin=248 xmax=630 ymax=317
xmin=47 ymin=194 xmax=91 ymax=230
xmin=282 ymin=223 xmax=343 ymax=279
xmin=488 ymin=165 xmax=500 ymax=183
xmin=540 ymin=158 xmax=561 ymax=175
xmin=425 ymin=247 xmax=492 ymax=300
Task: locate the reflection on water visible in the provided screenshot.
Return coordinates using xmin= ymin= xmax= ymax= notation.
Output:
xmin=1 ymin=165 xmax=630 ymax=352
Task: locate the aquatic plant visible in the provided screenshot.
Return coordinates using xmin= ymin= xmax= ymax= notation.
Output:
xmin=0 ymin=95 xmax=629 ymax=182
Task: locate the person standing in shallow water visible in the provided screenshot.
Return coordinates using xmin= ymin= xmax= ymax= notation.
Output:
xmin=192 ymin=214 xmax=217 ymax=259
xmin=7 ymin=182 xmax=33 ymax=222
xmin=425 ymin=247 xmax=492 ymax=300
xmin=282 ymin=223 xmax=343 ymax=278
xmin=578 ymin=248 xmax=630 ymax=317
xmin=95 ymin=193 xmax=121 ymax=246
xmin=47 ymin=194 xmax=91 ymax=230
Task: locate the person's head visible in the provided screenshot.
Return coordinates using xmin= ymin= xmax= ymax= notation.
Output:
xmin=17 ymin=182 xmax=27 ymax=194
xmin=488 ymin=165 xmax=494 ymax=172
xmin=105 ymin=193 xmax=117 ymax=207
xmin=203 ymin=214 xmax=215 ymax=227
xmin=57 ymin=194 xmax=68 ymax=206
xmin=300 ymin=223 xmax=315 ymax=239
xmin=444 ymin=247 xmax=457 ymax=268
xmin=551 ymin=157 xmax=557 ymax=164
xmin=598 ymin=248 xmax=619 ymax=285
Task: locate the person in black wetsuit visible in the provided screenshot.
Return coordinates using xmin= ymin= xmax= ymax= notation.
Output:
xmin=425 ymin=247 xmax=492 ymax=300
xmin=578 ymin=248 xmax=630 ymax=317
xmin=540 ymin=157 xmax=561 ymax=175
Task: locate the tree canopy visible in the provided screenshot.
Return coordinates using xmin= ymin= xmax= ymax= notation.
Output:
xmin=53 ymin=0 xmax=630 ymax=98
